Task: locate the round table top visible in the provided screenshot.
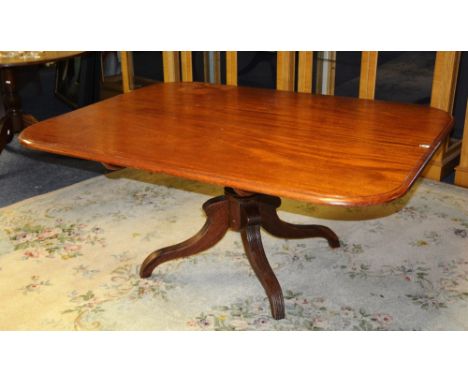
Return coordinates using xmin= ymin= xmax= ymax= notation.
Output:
xmin=0 ymin=51 xmax=84 ymax=67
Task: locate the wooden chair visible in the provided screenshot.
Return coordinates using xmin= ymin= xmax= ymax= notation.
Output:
xmin=121 ymin=51 xmax=310 ymax=92
xmin=159 ymin=51 xmax=301 ymax=92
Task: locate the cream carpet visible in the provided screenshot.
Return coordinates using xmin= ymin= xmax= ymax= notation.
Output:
xmin=1 ymin=169 xmax=467 ymax=330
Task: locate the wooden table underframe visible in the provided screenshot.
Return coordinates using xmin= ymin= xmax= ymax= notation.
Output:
xmin=140 ymin=187 xmax=339 ymax=319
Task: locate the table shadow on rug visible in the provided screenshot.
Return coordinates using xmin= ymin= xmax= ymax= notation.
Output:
xmin=107 ymin=168 xmax=417 ymax=221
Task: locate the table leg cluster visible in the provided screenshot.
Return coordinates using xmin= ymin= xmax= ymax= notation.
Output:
xmin=140 ymin=187 xmax=340 ymax=320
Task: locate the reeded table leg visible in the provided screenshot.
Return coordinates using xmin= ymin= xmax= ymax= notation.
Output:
xmin=139 ymin=187 xmax=340 ymax=320
xmin=241 ymin=220 xmax=285 ymax=319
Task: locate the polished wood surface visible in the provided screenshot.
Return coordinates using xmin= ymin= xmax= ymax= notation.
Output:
xmin=0 ymin=51 xmax=83 ymax=67
xmin=430 ymin=52 xmax=461 ymax=114
xmin=162 ymin=52 xmax=180 ymax=83
xmin=276 ymin=52 xmax=296 ymax=91
xmin=19 ymin=82 xmax=453 ymax=206
xmin=359 ymin=51 xmax=378 ymax=100
xmin=180 ymin=51 xmax=193 ymax=82
xmin=297 ymin=52 xmax=313 ymax=93
xmin=226 ymin=51 xmax=237 ymax=86
xmin=120 ymin=52 xmax=134 ymax=93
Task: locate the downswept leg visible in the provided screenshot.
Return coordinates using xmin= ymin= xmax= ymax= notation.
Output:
xmin=140 ymin=195 xmax=229 ymax=278
xmin=258 ymin=199 xmax=340 ymax=248
xmin=240 ymin=204 xmax=285 ymax=320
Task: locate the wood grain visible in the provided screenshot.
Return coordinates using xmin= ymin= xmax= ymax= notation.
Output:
xmin=297 ymin=52 xmax=313 ymax=93
xmin=424 ymin=51 xmax=461 ymax=180
xmin=226 ymin=51 xmax=237 ymax=86
xmin=359 ymin=51 xmax=378 ymax=100
xmin=276 ymin=52 xmax=295 ymax=91
xmin=180 ymin=51 xmax=193 ymax=82
xmin=163 ymin=52 xmax=180 ymax=83
xmin=19 ymin=82 xmax=453 ymax=206
xmin=120 ymin=52 xmax=134 ymax=93
xmin=430 ymin=52 xmax=461 ymax=113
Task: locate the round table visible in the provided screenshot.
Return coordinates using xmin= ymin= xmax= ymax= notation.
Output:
xmin=0 ymin=51 xmax=83 ymax=154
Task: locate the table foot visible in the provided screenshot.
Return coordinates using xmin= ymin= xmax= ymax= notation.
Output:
xmin=139 ymin=187 xmax=340 ymax=320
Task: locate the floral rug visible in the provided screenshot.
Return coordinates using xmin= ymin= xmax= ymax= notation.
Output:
xmin=1 ymin=169 xmax=467 ymax=330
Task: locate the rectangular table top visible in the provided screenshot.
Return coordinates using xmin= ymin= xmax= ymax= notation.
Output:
xmin=19 ymin=82 xmax=453 ymax=206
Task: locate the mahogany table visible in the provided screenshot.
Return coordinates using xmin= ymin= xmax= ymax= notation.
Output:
xmin=0 ymin=51 xmax=83 ymax=154
xmin=19 ymin=82 xmax=453 ymax=319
